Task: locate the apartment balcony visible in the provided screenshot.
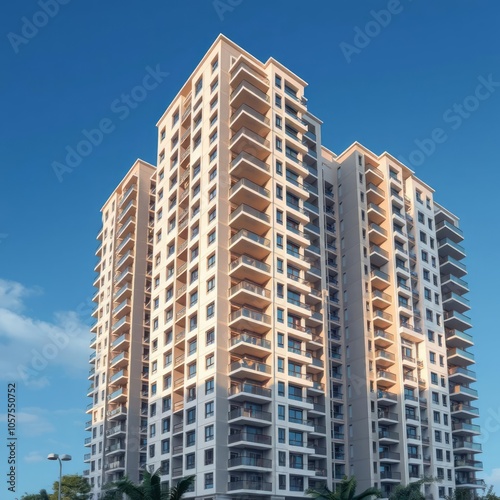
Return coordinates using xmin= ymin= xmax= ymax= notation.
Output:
xmin=230 ymin=151 xmax=270 ymax=184
xmin=284 ymin=174 xmax=309 ymax=200
xmin=109 ymin=369 xmax=128 ymax=386
xmin=374 ymin=330 xmax=394 ymax=348
xmin=118 ymin=200 xmax=136 ymax=223
xmin=373 ymin=309 xmax=393 ymax=329
xmin=399 ymin=322 xmax=424 ymax=343
xmin=229 ymin=382 xmax=272 ymax=404
xmin=377 ymin=390 xmax=398 ymax=408
xmin=449 ymin=366 xmax=477 ymax=384
xmin=286 ymin=223 xmax=310 ymax=247
xmin=452 ymin=422 xmax=481 ymax=436
xmin=114 ymin=266 xmax=132 ymax=287
xmin=441 ymin=274 xmax=469 ymax=294
xmin=231 ymin=77 xmax=270 ymax=114
xmin=228 ymin=456 xmax=272 ymax=471
xmin=230 ymin=126 xmax=271 ymax=161
xmin=309 ymin=445 xmax=328 ymax=457
xmin=377 ymin=370 xmax=397 ymax=388
xmin=285 ymin=344 xmax=311 ymax=366
xmin=110 ymin=352 xmax=129 ymax=369
xmin=106 ymin=423 xmax=127 ymax=438
xmin=116 ymin=233 xmax=135 ymax=256
xmin=289 ymin=201 xmax=312 ymax=225
xmin=286 ymin=370 xmax=315 ymax=390
xmin=436 ymin=219 xmax=464 ymax=241
xmin=380 ymin=471 xmax=402 ymax=482
xmin=444 ymin=310 xmax=472 ymax=332
xmin=229 ymin=280 xmax=271 ymax=309
xmin=229 ymin=331 xmax=271 ymax=357
xmin=454 ymin=459 xmax=483 ymax=471
xmin=107 ymin=405 xmax=127 ymax=420
xmin=365 ymin=164 xmax=384 ymax=185
xmin=367 ymin=203 xmax=387 ymax=226
xmin=372 ymin=290 xmax=392 ymax=309
xmin=228 ymin=431 xmax=272 ymax=449
xmin=448 ymin=347 xmax=475 ymax=367
xmin=231 ymin=102 xmax=270 ymax=137
xmin=104 ymin=442 xmax=126 ymax=456
xmin=370 ymin=244 xmax=389 ymax=267
xmin=450 ymin=384 xmax=478 ymax=402
xmin=229 ymin=178 xmax=270 ymax=211
xmin=446 ymin=328 xmax=474 ymax=349
xmin=227 ymin=480 xmax=272 ymax=493
xmin=453 ymin=440 xmax=482 ymax=454
xmin=455 ymin=478 xmax=486 ymax=489
xmin=228 ymin=407 xmax=272 ymax=427
xmin=307 ymin=356 xmax=324 ymax=374
xmin=451 ymin=403 xmax=480 ymax=419
xmin=83 ymin=454 xmax=91 ymax=463
xmin=375 ymin=350 xmax=396 ymax=368
xmin=111 ymin=315 xmax=130 ymax=335
xmin=371 ymin=269 xmax=391 ymax=290
xmin=378 ymin=411 xmax=399 ymax=425
xmin=379 ymin=430 xmax=399 ymax=443
xmin=230 ymin=204 xmax=271 ymax=234
xmin=379 ymin=451 xmax=401 ymax=463
xmin=229 ymin=307 xmax=271 ymax=334
xmin=443 ymin=292 xmax=470 ymax=314
xmin=369 ymin=223 xmax=388 ymax=245
xmin=112 ymin=299 xmax=131 ymax=319
xmin=438 ymin=238 xmax=466 ymax=260
xmin=397 ymin=281 xmax=412 ymax=300
xmin=366 ymin=183 xmax=385 ymax=204
xmin=229 ymin=358 xmax=272 ymax=382
xmin=229 ymin=254 xmax=271 ymax=284
xmin=114 ymin=283 xmax=132 ymax=302
xmin=118 ymin=212 xmax=136 ymax=237
xmin=440 ymin=255 xmax=467 ymax=278
xmin=230 ymin=57 xmax=270 ymax=94
xmin=107 ymin=387 xmax=127 ymax=404
xmin=229 ymin=229 xmax=271 ymax=260
xmin=392 ymin=210 xmax=406 ymax=226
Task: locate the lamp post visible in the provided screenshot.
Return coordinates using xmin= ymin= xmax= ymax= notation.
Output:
xmin=47 ymin=453 xmax=72 ymax=500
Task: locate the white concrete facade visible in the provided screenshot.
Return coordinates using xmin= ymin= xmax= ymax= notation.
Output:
xmin=85 ymin=35 xmax=482 ymax=500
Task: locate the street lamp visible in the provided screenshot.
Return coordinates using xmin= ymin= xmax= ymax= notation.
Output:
xmin=47 ymin=453 xmax=72 ymax=500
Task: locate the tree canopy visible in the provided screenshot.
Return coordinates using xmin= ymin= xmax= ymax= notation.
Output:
xmin=109 ymin=470 xmax=195 ymax=500
xmin=307 ymin=476 xmax=381 ymax=500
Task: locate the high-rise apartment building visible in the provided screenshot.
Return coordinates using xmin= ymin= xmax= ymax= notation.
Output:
xmin=85 ymin=35 xmax=482 ymax=500
xmin=85 ymin=160 xmax=156 ymax=494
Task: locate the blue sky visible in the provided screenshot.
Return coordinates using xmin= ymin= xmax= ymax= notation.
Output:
xmin=1 ymin=0 xmax=499 ymax=496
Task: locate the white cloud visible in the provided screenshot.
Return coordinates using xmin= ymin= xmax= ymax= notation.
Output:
xmin=0 ymin=407 xmax=83 ymax=438
xmin=0 ymin=279 xmax=91 ymax=387
xmin=483 ymin=468 xmax=500 ymax=494
xmin=0 ymin=278 xmax=40 ymax=312
xmin=24 ymin=451 xmax=45 ymax=463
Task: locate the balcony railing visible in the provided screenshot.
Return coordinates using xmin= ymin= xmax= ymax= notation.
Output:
xmin=228 ymin=407 xmax=272 ymax=421
xmin=230 ymin=332 xmax=271 ymax=350
xmin=230 ymin=359 xmax=271 ymax=374
xmin=229 ymin=308 xmax=271 ymax=326
xmin=229 ymin=382 xmax=271 ymax=399
xmin=228 ymin=432 xmax=272 ymax=445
